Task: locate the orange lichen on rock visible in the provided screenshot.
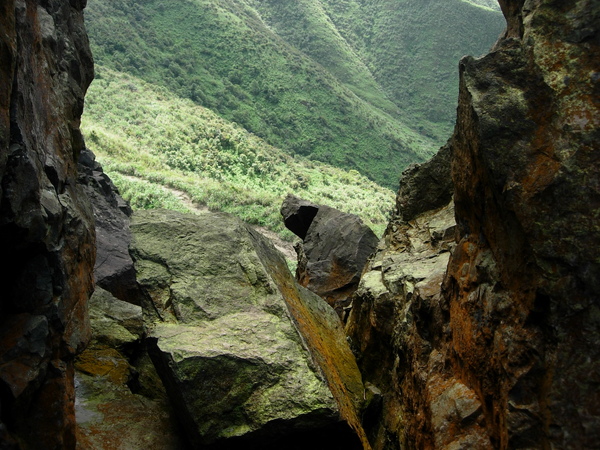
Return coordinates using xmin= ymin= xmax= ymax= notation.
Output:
xmin=266 ymin=253 xmax=371 ymax=449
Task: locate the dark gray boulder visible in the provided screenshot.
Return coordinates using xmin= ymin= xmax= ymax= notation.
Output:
xmin=281 ymin=195 xmax=379 ymax=316
xmin=78 ymin=148 xmax=142 ymax=305
xmin=280 ymin=195 xmax=319 ymax=239
xmin=395 ymin=140 xmax=453 ymax=222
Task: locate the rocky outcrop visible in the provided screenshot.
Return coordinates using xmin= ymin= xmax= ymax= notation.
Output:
xmin=130 ymin=209 xmax=369 ymax=449
xmin=281 ymin=195 xmax=379 ymax=316
xmin=347 ymin=0 xmax=600 ymax=448
xmin=347 ymin=192 xmax=458 ymax=449
xmin=0 ymin=1 xmax=95 ymax=448
xmin=446 ymin=1 xmax=600 ymax=446
xmin=78 ymin=148 xmax=141 ymax=305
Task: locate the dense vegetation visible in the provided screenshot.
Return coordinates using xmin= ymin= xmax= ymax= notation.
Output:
xmin=84 ymin=0 xmax=503 ymax=189
xmin=83 ymin=68 xmax=395 ymax=238
xmin=254 ymin=0 xmax=504 ymax=142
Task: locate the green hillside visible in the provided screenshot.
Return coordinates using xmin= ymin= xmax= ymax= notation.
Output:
xmin=84 ymin=0 xmax=432 ymax=189
xmin=83 ymin=0 xmax=504 ymax=188
xmin=311 ymin=0 xmax=505 ymax=141
xmin=82 ymin=67 xmax=395 ymax=238
xmin=81 ymin=0 xmax=504 ymax=241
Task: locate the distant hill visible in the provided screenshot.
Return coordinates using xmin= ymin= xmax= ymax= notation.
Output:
xmin=256 ymin=0 xmax=504 ymax=141
xmin=84 ymin=0 xmax=504 ymax=189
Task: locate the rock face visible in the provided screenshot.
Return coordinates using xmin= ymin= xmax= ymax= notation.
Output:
xmin=130 ymin=209 xmax=369 ymax=449
xmin=0 ymin=1 xmax=95 ymax=448
xmin=78 ymin=148 xmax=141 ymax=305
xmin=281 ymin=194 xmax=379 ymax=316
xmin=347 ymin=1 xmax=600 ymax=448
xmin=447 ymin=1 xmax=600 ymax=446
xmin=347 ymin=182 xmax=458 ymax=449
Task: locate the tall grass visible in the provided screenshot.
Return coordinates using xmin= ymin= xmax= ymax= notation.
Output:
xmin=82 ymin=67 xmax=396 ymax=238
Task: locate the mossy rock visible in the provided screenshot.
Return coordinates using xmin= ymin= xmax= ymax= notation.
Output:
xmin=130 ymin=209 xmax=367 ymax=448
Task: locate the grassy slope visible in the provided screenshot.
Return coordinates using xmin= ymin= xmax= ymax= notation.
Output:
xmin=315 ymin=0 xmax=505 ymax=142
xmin=85 ymin=0 xmax=433 ymax=190
xmin=81 ymin=0 xmax=504 ymax=240
xmin=83 ymin=67 xmax=395 ymax=238
xmin=245 ymin=0 xmax=398 ymax=116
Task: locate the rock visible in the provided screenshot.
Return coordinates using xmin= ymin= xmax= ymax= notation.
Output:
xmin=280 ymin=194 xmax=319 ymax=239
xmin=346 ymin=200 xmax=459 ymax=448
xmin=429 ymin=377 xmax=487 ymax=449
xmin=78 ymin=148 xmax=142 ymax=305
xmin=130 ymin=209 xmax=369 ymax=449
xmin=281 ymin=194 xmax=379 ymax=316
xmin=0 ymin=1 xmax=95 ymax=447
xmin=87 ymin=287 xmax=143 ymax=351
xmin=347 ymin=1 xmax=600 ymax=448
xmin=443 ymin=1 xmax=600 ymax=446
xmin=75 ymin=286 xmax=186 ymax=449
xmin=395 ymin=140 xmax=453 ymax=222
xmin=74 ymin=351 xmax=187 ymax=450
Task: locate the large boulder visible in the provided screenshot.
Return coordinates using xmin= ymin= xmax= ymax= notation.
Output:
xmin=0 ymin=1 xmax=95 ymax=447
xmin=281 ymin=195 xmax=379 ymax=317
xmin=130 ymin=209 xmax=369 ymax=449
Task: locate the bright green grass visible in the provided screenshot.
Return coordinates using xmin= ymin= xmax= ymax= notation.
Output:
xmin=82 ymin=67 xmax=396 ymax=238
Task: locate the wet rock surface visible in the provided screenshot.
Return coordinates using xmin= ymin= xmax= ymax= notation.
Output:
xmin=130 ymin=209 xmax=368 ymax=449
xmin=281 ymin=194 xmax=379 ymax=316
xmin=0 ymin=1 xmax=95 ymax=447
xmin=74 ymin=287 xmax=187 ymax=449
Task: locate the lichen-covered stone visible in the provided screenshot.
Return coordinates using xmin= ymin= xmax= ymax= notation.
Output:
xmin=87 ymin=287 xmax=143 ymax=351
xmin=0 ymin=1 xmax=95 ymax=447
xmin=346 ymin=201 xmax=459 ymax=449
xmin=74 ymin=286 xmax=186 ymax=449
xmin=130 ymin=209 xmax=368 ymax=449
xmin=74 ymin=357 xmax=187 ymax=450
